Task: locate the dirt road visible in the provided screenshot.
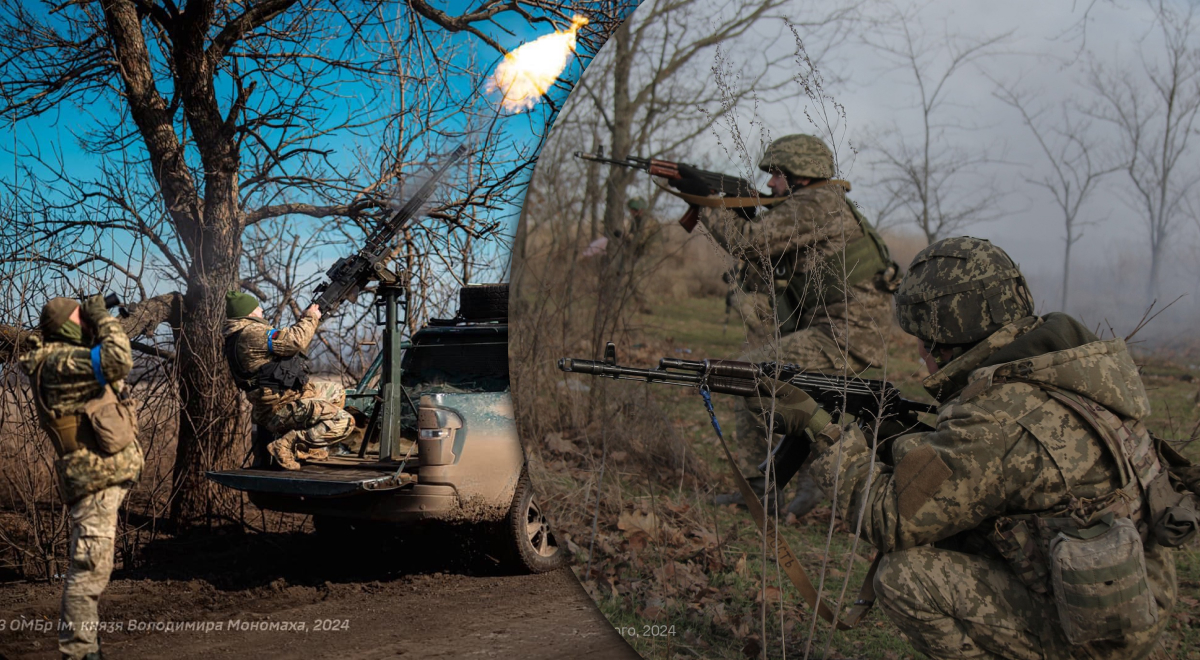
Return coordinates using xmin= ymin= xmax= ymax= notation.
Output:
xmin=0 ymin=526 xmax=638 ymax=659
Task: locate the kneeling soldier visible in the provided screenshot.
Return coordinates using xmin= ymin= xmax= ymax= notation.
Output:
xmin=19 ymin=295 xmax=143 ymax=660
xmin=748 ymin=237 xmax=1189 ymax=659
xmin=222 ymin=292 xmax=354 ymax=470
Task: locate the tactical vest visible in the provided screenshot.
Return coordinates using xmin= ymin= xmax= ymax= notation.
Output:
xmin=769 ymin=192 xmax=898 ymax=333
xmin=29 ymin=351 xmax=144 ymax=504
xmin=224 ymin=329 xmax=310 ymax=394
xmin=32 ymin=358 xmax=98 ymax=457
xmin=982 ymin=381 xmax=1196 ymax=643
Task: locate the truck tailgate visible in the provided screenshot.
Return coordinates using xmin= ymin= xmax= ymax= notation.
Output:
xmin=207 ymin=463 xmax=414 ymax=497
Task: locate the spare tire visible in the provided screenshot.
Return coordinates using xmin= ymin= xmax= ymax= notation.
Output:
xmin=459 ymin=283 xmax=508 ymax=320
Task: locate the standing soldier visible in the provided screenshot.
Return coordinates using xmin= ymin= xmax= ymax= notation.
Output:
xmin=19 ymin=295 xmax=143 ymax=660
xmin=222 ymin=292 xmax=355 ymax=470
xmin=747 ymin=237 xmax=1188 ymax=658
xmin=700 ymin=134 xmax=899 ymax=514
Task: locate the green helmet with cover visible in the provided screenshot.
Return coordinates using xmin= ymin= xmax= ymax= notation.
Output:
xmin=758 ymin=134 xmax=836 ymax=179
xmin=894 ymin=237 xmax=1034 ymax=345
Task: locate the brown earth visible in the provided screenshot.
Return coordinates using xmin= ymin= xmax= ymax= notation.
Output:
xmin=0 ymin=525 xmax=640 ymax=659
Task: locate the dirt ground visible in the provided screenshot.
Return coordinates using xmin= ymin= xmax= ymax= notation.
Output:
xmin=0 ymin=525 xmax=639 ymax=659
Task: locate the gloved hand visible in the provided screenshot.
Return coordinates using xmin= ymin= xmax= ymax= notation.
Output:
xmin=81 ymin=294 xmax=109 ymax=324
xmin=743 ymin=378 xmax=831 ymax=438
xmin=671 ymin=163 xmax=714 ymax=197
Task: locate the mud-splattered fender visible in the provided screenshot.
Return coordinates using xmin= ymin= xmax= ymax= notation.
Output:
xmin=418 ymin=393 xmax=523 ymax=523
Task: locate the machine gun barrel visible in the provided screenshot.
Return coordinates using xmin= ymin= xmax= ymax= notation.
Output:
xmin=312 ymin=144 xmax=468 ymax=312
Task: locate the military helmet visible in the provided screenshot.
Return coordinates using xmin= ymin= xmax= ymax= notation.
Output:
xmin=894 ymin=237 xmax=1034 ymax=345
xmin=758 ymin=134 xmax=835 ymax=179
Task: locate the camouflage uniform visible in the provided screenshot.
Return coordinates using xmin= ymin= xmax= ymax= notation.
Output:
xmin=18 ymin=296 xmax=143 ymax=660
xmin=798 ymin=239 xmax=1176 ymax=659
xmin=223 ymin=313 xmax=354 ymax=468
xmin=701 ymin=134 xmax=896 ymax=513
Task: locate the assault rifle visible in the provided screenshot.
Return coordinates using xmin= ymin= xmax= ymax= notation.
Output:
xmin=559 ymin=342 xmax=936 ymax=491
xmin=574 ymin=150 xmax=766 ymax=232
xmin=312 ymin=144 xmax=468 ymax=312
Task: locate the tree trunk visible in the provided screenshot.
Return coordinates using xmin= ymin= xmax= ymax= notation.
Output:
xmin=1061 ymin=233 xmax=1072 ymax=311
xmin=1147 ymin=241 xmax=1162 ymax=302
xmin=170 ymin=277 xmax=248 ymax=528
xmin=590 ymin=18 xmax=638 ymax=359
xmin=585 ymin=133 xmax=602 ymax=241
xmin=602 ymin=19 xmax=635 ymax=242
xmin=169 ymin=175 xmax=248 ymax=528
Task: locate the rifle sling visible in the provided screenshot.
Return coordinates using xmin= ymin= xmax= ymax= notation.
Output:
xmin=700 ymin=390 xmax=877 ymax=630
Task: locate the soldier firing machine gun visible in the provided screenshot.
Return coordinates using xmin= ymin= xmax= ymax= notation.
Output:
xmin=574 ymin=150 xmax=773 ymax=232
xmin=560 ymin=342 xmax=935 ymax=493
xmin=312 ymin=143 xmax=468 ymax=314
xmin=307 ymin=143 xmax=467 ymax=461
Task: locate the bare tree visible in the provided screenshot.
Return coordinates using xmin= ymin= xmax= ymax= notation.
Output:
xmin=544 ymin=0 xmax=861 ymax=359
xmin=861 ymin=2 xmax=1011 ymax=242
xmin=0 ymin=1 xmax=617 ymax=528
xmin=1086 ymin=0 xmax=1200 ymax=300
xmin=994 ymin=82 xmax=1120 ymax=310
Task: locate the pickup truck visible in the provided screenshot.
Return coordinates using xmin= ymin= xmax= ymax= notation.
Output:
xmin=207 ymin=283 xmax=564 ymax=573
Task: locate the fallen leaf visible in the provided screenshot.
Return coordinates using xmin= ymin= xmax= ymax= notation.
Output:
xmin=626 ymin=530 xmax=649 ymax=551
xmin=618 ymin=510 xmax=660 ymax=540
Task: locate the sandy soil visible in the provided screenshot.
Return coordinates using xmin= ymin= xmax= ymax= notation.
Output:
xmin=0 ymin=526 xmax=639 ymax=659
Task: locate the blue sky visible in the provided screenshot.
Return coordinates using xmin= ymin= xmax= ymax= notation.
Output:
xmin=2 ymin=2 xmax=638 ymax=303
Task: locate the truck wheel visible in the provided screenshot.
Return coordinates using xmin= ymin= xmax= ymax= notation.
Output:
xmin=459 ymin=284 xmax=508 ymax=320
xmin=502 ymin=475 xmax=567 ymax=574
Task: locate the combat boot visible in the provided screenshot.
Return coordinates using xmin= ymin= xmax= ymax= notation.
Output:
xmin=267 ymin=434 xmax=301 ymax=471
xmin=785 ymin=472 xmax=824 ymax=518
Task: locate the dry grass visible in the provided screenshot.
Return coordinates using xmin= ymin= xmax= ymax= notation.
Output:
xmin=513 ymin=220 xmax=1199 ymax=659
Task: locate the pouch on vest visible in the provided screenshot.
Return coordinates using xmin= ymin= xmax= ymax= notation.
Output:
xmin=988 ymin=517 xmax=1050 ymax=594
xmin=257 ymin=356 xmax=310 ymax=393
xmin=1049 ymin=517 xmax=1157 ymax=645
xmin=1148 ymin=437 xmax=1200 ymax=547
xmin=84 ymin=386 xmax=139 ymax=455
